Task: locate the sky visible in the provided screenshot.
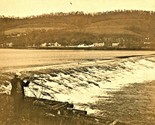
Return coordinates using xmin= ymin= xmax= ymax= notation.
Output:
xmin=1 ymin=0 xmax=155 ymax=17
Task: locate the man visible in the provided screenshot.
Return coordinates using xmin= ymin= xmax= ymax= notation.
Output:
xmin=10 ymin=72 xmax=30 ymax=113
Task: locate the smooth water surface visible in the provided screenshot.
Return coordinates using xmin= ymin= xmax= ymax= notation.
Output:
xmin=0 ymin=49 xmax=155 ymax=68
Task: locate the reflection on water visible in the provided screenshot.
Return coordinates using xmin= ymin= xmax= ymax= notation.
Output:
xmin=0 ymin=49 xmax=155 ymax=69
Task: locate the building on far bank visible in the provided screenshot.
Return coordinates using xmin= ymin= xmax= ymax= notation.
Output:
xmin=112 ymin=42 xmax=119 ymax=47
xmin=7 ymin=42 xmax=13 ymax=47
xmin=93 ymin=42 xmax=105 ymax=47
xmin=54 ymin=42 xmax=61 ymax=47
xmin=77 ymin=44 xmax=94 ymax=48
xmin=77 ymin=44 xmax=86 ymax=47
xmin=40 ymin=42 xmax=61 ymax=47
xmin=40 ymin=43 xmax=47 ymax=47
xmin=0 ymin=42 xmax=13 ymax=48
xmin=143 ymin=42 xmax=151 ymax=49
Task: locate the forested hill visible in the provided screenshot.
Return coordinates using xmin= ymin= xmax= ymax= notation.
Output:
xmin=0 ymin=10 xmax=155 ymax=49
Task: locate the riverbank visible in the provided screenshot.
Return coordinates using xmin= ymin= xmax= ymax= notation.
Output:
xmin=1 ymin=47 xmax=155 ymax=50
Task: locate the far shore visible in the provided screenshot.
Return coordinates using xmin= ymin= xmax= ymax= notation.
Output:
xmin=1 ymin=47 xmax=155 ymax=51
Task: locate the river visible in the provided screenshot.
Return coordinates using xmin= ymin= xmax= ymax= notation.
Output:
xmin=1 ymin=49 xmax=155 ymax=115
xmin=0 ymin=49 xmax=155 ymax=69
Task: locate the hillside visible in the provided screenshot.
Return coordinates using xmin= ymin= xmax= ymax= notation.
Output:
xmin=0 ymin=10 xmax=155 ymax=49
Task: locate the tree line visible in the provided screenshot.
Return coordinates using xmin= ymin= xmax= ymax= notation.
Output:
xmin=0 ymin=10 xmax=155 ymax=49
xmin=1 ymin=10 xmax=155 ymax=19
xmin=0 ymin=30 xmax=154 ymax=49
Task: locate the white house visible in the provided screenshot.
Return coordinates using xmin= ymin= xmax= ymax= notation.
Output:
xmin=144 ymin=42 xmax=151 ymax=45
xmin=40 ymin=43 xmax=47 ymax=47
xmin=112 ymin=42 xmax=119 ymax=47
xmin=77 ymin=44 xmax=86 ymax=47
xmin=54 ymin=42 xmax=61 ymax=47
xmin=94 ymin=42 xmax=105 ymax=47
xmin=6 ymin=42 xmax=13 ymax=47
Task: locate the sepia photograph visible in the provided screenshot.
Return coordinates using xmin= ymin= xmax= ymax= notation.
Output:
xmin=0 ymin=0 xmax=155 ymax=125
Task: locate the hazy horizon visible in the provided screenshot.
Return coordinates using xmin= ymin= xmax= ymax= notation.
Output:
xmin=1 ymin=0 xmax=155 ymax=17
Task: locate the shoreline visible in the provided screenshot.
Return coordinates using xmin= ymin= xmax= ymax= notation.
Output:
xmin=1 ymin=47 xmax=155 ymax=51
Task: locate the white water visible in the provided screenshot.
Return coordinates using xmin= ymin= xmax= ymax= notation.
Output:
xmin=1 ymin=55 xmax=155 ymax=114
